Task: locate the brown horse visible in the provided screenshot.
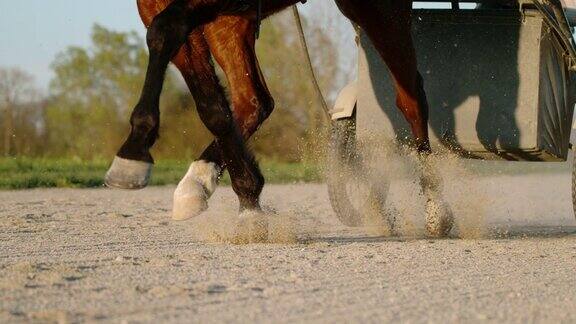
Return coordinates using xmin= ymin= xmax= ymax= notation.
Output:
xmin=105 ymin=0 xmax=453 ymax=237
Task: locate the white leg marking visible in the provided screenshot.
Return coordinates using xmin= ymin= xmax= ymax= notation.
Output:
xmin=173 ymin=160 xmax=221 ymax=221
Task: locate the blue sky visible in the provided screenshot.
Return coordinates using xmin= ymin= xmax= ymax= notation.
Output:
xmin=0 ymin=1 xmax=349 ymax=92
xmin=0 ymin=1 xmax=455 ymax=92
xmin=0 ymin=0 xmax=145 ymax=91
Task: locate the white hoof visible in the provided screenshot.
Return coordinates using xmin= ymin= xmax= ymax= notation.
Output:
xmin=234 ymin=210 xmax=269 ymax=243
xmin=105 ymin=156 xmax=152 ymax=190
xmin=172 ymin=161 xmax=220 ymax=221
xmin=425 ymin=198 xmax=454 ymax=238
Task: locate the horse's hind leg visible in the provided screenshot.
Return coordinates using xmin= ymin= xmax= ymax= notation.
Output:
xmin=335 ymin=0 xmax=430 ymax=153
xmin=336 ymin=0 xmax=453 ymax=237
xmin=172 ymin=17 xmax=274 ymax=220
xmin=204 ymin=16 xmax=274 ymax=152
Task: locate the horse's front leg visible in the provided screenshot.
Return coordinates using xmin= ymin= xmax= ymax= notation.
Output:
xmin=167 ymin=26 xmax=264 ymax=219
xmin=105 ymin=0 xmax=220 ymax=189
xmin=335 ymin=0 xmax=453 ymax=237
xmin=172 ymin=17 xmax=274 ymax=221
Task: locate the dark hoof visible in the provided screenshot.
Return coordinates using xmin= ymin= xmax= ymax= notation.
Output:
xmin=104 ymin=156 xmax=152 ymax=190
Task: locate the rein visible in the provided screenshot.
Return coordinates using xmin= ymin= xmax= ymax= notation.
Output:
xmin=255 ymin=0 xmax=263 ymax=38
xmin=255 ymin=0 xmax=309 ymax=39
xmin=290 ymin=4 xmax=330 ymax=119
xmin=251 ymin=0 xmax=330 ymax=118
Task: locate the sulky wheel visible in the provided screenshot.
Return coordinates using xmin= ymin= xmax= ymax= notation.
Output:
xmin=326 ymin=112 xmax=392 ymax=228
xmin=572 ymin=148 xmax=576 ymax=220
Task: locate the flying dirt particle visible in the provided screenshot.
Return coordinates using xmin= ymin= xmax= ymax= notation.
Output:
xmin=190 ymin=208 xmax=299 ymax=245
xmin=328 ymin=135 xmax=489 ymax=239
xmin=187 ymin=133 xmax=489 ymax=242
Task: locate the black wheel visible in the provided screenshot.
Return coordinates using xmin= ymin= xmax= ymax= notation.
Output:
xmin=572 ymin=148 xmax=576 ymax=220
xmin=326 ymin=113 xmax=391 ymax=228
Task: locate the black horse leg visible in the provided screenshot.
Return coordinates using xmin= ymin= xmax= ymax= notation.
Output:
xmin=106 ymin=0 xmax=218 ymax=189
xmin=170 ymin=26 xmax=267 ymax=219
xmin=184 ymin=55 xmax=264 ymax=212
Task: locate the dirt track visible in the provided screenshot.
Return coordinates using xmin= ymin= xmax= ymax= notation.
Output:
xmin=1 ymin=173 xmax=576 ymax=323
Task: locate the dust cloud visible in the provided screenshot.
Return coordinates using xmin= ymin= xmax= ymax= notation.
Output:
xmin=189 ymin=207 xmax=299 ymax=245
xmin=325 ymin=135 xmax=489 ymax=240
xmin=189 ymin=133 xmax=489 ymax=244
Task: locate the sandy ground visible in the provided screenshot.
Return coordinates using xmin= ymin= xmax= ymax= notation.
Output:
xmin=1 ymin=171 xmax=576 ymax=323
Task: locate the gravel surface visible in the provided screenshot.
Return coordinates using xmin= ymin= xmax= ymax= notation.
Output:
xmin=1 ymin=173 xmax=575 ymax=323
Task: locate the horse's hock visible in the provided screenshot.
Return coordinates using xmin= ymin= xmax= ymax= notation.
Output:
xmin=357 ymin=6 xmax=576 ymax=161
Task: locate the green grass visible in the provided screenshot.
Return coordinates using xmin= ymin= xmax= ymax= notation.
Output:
xmin=0 ymin=157 xmax=322 ymax=190
xmin=462 ymin=159 xmax=572 ymax=176
xmin=0 ymin=156 xmax=570 ymax=190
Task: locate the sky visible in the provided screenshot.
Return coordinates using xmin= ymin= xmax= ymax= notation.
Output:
xmin=0 ymin=1 xmax=462 ymax=92
xmin=0 ymin=0 xmax=145 ymax=91
xmin=0 ymin=1 xmax=356 ymax=92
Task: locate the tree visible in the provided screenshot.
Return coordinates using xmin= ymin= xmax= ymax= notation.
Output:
xmin=252 ymin=11 xmax=340 ymax=161
xmin=45 ymin=24 xmax=210 ymax=159
xmin=44 ymin=20 xmax=339 ymax=161
xmin=0 ymin=67 xmax=38 ymax=156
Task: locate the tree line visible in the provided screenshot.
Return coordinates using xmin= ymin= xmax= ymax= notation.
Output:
xmin=0 ymin=12 xmax=341 ymax=162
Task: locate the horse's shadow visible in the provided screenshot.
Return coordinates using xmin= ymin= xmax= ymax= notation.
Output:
xmin=361 ymin=8 xmax=545 ymax=161
xmin=304 ymin=225 xmax=576 ymax=244
xmin=489 ymin=224 xmax=576 ymax=239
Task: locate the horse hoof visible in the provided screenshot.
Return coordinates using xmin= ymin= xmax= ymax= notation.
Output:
xmin=105 ymin=156 xmax=152 ymax=190
xmin=172 ymin=161 xmax=220 ymax=221
xmin=425 ymin=199 xmax=454 ymax=238
xmin=234 ymin=210 xmax=269 ymax=243
xmin=173 ymin=183 xmax=209 ymax=221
